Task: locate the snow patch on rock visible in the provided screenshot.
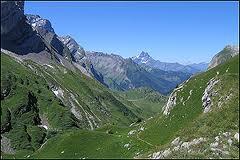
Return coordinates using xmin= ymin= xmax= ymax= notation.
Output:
xmin=152 ymin=148 xmax=171 ymax=159
xmin=124 ymin=143 xmax=130 ymax=148
xmin=44 ymin=64 xmax=54 ymax=69
xmin=128 ymin=130 xmax=136 ymax=135
xmin=139 ymin=127 xmax=145 ymax=131
xmin=226 ymin=68 xmax=229 ymax=73
xmin=52 ymin=86 xmax=65 ymax=101
xmin=38 ymin=125 xmax=48 ymax=130
xmin=38 ymin=114 xmax=50 ymax=130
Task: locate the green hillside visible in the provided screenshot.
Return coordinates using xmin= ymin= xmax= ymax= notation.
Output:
xmin=1 ymin=53 xmax=239 ymax=159
xmin=137 ymin=55 xmax=239 ymax=158
xmin=117 ymin=87 xmax=167 ymax=118
xmin=1 ymin=53 xmax=167 ymax=157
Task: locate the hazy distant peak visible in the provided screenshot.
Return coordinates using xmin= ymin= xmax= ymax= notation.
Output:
xmin=132 ymin=51 xmax=208 ymax=73
xmin=138 ymin=51 xmax=150 ymax=58
xmin=133 ymin=51 xmax=154 ymax=64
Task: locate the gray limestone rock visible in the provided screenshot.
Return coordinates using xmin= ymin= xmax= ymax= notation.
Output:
xmin=1 ymin=1 xmax=45 ymax=54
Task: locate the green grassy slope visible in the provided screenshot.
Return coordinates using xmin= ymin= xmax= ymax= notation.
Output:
xmin=1 ymin=53 xmax=77 ymax=152
xmin=117 ymin=87 xmax=167 ymax=118
xmin=2 ymin=124 xmax=152 ymax=159
xmin=137 ymin=55 xmax=239 ymax=158
xmin=1 ymin=53 xmax=159 ymax=156
xmin=1 ymin=53 xmax=238 ymax=159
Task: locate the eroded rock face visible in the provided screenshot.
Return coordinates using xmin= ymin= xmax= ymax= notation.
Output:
xmin=26 ymin=14 xmax=54 ymax=33
xmin=26 ymin=14 xmax=71 ymax=58
xmin=202 ymin=78 xmax=219 ymax=113
xmin=1 ymin=1 xmax=24 ymax=35
xmin=163 ymin=91 xmax=177 ymax=115
xmin=58 ymin=35 xmax=85 ymax=62
xmin=208 ymin=45 xmax=239 ymax=70
xmin=1 ymin=1 xmax=45 ymax=54
xmin=162 ymin=84 xmax=184 ymax=115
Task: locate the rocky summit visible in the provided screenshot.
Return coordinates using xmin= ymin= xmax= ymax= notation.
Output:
xmin=58 ymin=35 xmax=86 ymax=63
xmin=132 ymin=51 xmax=208 ymax=74
xmin=208 ymin=45 xmax=239 ymax=70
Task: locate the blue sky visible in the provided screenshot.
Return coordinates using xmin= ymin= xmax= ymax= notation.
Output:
xmin=25 ymin=1 xmax=239 ymax=64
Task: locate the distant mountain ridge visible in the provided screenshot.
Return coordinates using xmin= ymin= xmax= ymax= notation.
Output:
xmin=25 ymin=14 xmax=191 ymax=94
xmin=1 ymin=1 xmax=238 ymax=159
xmin=132 ymin=51 xmax=208 ymax=74
xmin=86 ymin=51 xmax=190 ymax=95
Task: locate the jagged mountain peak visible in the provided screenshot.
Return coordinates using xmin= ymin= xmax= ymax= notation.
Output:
xmin=132 ymin=51 xmax=154 ymax=64
xmin=132 ymin=51 xmax=206 ymax=74
xmin=138 ymin=51 xmax=151 ymax=58
xmin=59 ymin=35 xmax=76 ymax=45
xmin=26 ymin=14 xmax=55 ymax=33
xmin=58 ymin=35 xmax=86 ymax=62
xmin=134 ymin=51 xmax=152 ymax=60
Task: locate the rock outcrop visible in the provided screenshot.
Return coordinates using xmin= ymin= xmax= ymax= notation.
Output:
xmin=162 ymin=83 xmax=185 ymax=115
xmin=26 ymin=14 xmax=54 ymax=33
xmin=58 ymin=35 xmax=85 ymax=62
xmin=1 ymin=1 xmax=45 ymax=54
xmin=1 ymin=1 xmax=24 ymax=35
xmin=26 ymin=14 xmax=71 ymax=59
xmin=208 ymin=45 xmax=239 ymax=70
xmin=202 ymin=78 xmax=219 ymax=113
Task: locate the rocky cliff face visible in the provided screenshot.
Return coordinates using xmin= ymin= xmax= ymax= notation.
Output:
xmin=25 ymin=13 xmax=105 ymax=85
xmin=58 ymin=35 xmax=85 ymax=62
xmin=208 ymin=45 xmax=239 ymax=70
xmin=1 ymin=1 xmax=45 ymax=54
xmin=26 ymin=14 xmax=54 ymax=33
xmin=57 ymin=36 xmax=105 ymax=84
xmin=1 ymin=1 xmax=24 ymax=35
xmin=26 ymin=14 xmax=71 ymax=59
